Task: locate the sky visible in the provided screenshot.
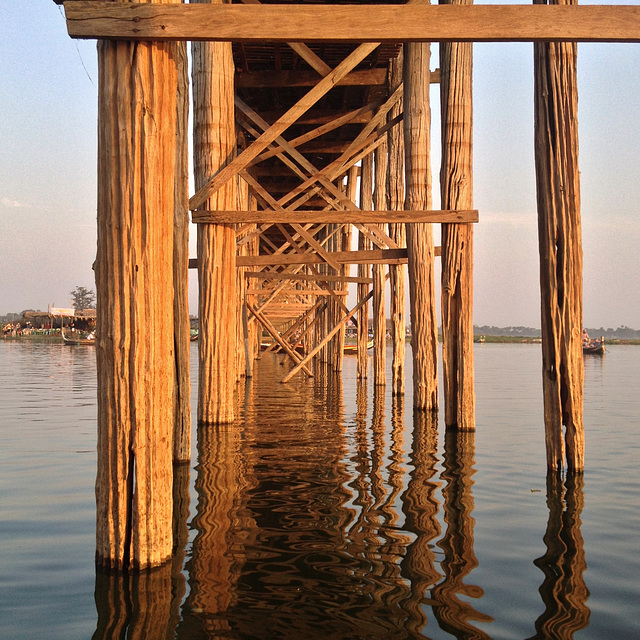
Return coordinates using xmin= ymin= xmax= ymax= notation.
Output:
xmin=2 ymin=0 xmax=639 ymax=329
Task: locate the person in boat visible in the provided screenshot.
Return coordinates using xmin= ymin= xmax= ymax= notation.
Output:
xmin=582 ymin=329 xmax=590 ymax=346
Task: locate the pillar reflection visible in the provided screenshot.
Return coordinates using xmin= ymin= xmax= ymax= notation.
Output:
xmin=431 ymin=430 xmax=492 ymax=639
xmin=92 ymin=564 xmax=174 ymax=640
xmin=179 ymin=422 xmax=251 ymax=637
xmin=400 ymin=408 xmax=442 ymax=636
xmin=528 ymin=473 xmax=590 ymax=639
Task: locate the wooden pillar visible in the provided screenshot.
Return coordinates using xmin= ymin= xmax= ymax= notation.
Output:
xmin=192 ymin=0 xmax=237 ymax=424
xmin=404 ymin=42 xmax=438 ymax=411
xmin=173 ymin=40 xmax=192 ymax=462
xmin=534 ymin=0 xmax=584 ymax=472
xmin=387 ymin=52 xmax=406 ymax=396
xmin=357 ymin=153 xmax=373 ymax=380
xmin=440 ymin=3 xmax=475 ymax=431
xmin=95 ymin=24 xmax=178 ymax=569
xmin=373 ymin=137 xmax=388 ymax=387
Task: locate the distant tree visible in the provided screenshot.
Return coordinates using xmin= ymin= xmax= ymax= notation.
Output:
xmin=70 ymin=286 xmax=96 ymax=310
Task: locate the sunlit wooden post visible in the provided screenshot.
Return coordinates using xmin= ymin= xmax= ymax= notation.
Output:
xmin=94 ymin=7 xmax=179 ymax=568
xmin=440 ymin=0 xmax=475 ymax=431
xmin=373 ymin=136 xmax=388 ymax=387
xmin=192 ymin=0 xmax=237 ymax=424
xmin=173 ymin=40 xmax=192 ymax=462
xmin=534 ymin=0 xmax=584 ymax=472
xmin=357 ymin=154 xmax=374 ymax=379
xmin=387 ymin=52 xmax=406 ymax=396
xmin=404 ymin=41 xmax=438 ymax=411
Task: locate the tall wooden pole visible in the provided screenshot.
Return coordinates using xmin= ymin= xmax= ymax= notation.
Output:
xmin=373 ymin=137 xmax=388 ymax=387
xmin=440 ymin=0 xmax=475 ymax=431
xmin=192 ymin=0 xmax=237 ymax=424
xmin=387 ymin=52 xmax=406 ymax=397
xmin=173 ymin=39 xmax=192 ymax=462
xmin=404 ymin=42 xmax=438 ymax=411
xmin=357 ymin=153 xmax=373 ymax=380
xmin=534 ymin=0 xmax=584 ymax=472
xmin=95 ymin=16 xmax=178 ymax=569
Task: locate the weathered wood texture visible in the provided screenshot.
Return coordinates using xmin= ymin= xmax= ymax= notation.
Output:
xmin=404 ymin=42 xmax=438 ymax=411
xmin=534 ymin=0 xmax=584 ymax=472
xmin=65 ymin=3 xmax=640 ymax=43
xmin=357 ymin=153 xmax=374 ymax=379
xmin=440 ymin=1 xmax=475 ymax=431
xmin=192 ymin=209 xmax=477 ymax=224
xmin=192 ymin=0 xmax=237 ymax=424
xmin=95 ymin=32 xmax=178 ymax=569
xmin=373 ymin=138 xmax=388 ymax=387
xmin=387 ymin=51 xmax=406 ymax=397
xmin=173 ymin=40 xmax=191 ymax=462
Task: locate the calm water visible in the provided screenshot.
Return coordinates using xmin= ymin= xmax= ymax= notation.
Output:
xmin=0 ymin=340 xmax=638 ymax=639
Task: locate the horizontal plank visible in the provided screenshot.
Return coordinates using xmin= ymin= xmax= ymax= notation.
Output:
xmin=245 ymin=272 xmax=373 ymax=284
xmin=236 ymin=69 xmax=386 ymax=89
xmin=247 ymin=289 xmax=348 ymax=296
xmin=192 ymin=209 xmax=479 ymax=224
xmin=64 ymin=3 xmax=640 ymax=43
xmin=190 ymin=247 xmax=442 ymax=269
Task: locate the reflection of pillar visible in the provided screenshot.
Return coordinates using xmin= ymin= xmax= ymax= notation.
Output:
xmin=529 ymin=473 xmax=590 ymax=639
xmin=431 ymin=431 xmax=492 ymax=638
xmin=93 ymin=564 xmax=174 ymax=639
xmin=169 ymin=462 xmax=190 ymax=628
xmin=181 ymin=423 xmax=246 ymax=635
xmin=401 ymin=409 xmax=442 ymax=635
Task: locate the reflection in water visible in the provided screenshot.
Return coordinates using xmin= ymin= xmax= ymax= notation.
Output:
xmin=430 ymin=431 xmax=493 ymax=638
xmin=528 ymin=474 xmax=590 ymax=640
xmin=180 ymin=420 xmax=255 ymax=636
xmin=93 ymin=564 xmax=174 ymax=639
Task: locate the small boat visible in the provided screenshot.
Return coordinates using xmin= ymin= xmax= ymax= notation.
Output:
xmin=343 ymin=340 xmax=374 ymax=355
xmin=474 ymin=335 xmax=485 ymax=344
xmin=583 ymin=337 xmax=605 ymax=355
xmin=61 ymin=326 xmax=95 ymax=345
xmin=190 ymin=331 xmax=199 ymax=341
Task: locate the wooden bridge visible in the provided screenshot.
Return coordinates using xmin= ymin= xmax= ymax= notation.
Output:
xmin=55 ymin=0 xmax=640 ymax=569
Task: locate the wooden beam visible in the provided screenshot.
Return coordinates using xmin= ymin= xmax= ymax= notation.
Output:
xmin=245 ymin=272 xmax=374 ymax=284
xmin=236 ymin=69 xmax=387 ymax=88
xmin=239 ymin=248 xmax=409 ymax=267
xmin=193 ymin=209 xmax=478 ymax=224
xmin=65 ymin=3 xmax=640 ymax=43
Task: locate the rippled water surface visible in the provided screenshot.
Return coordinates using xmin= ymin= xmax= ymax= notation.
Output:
xmin=1 ymin=341 xmax=639 ymax=639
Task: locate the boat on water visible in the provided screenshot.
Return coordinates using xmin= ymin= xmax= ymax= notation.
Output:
xmin=583 ymin=337 xmax=605 ymax=355
xmin=343 ymin=340 xmax=374 ymax=355
xmin=61 ymin=326 xmax=95 ymax=345
xmin=190 ymin=331 xmax=199 ymax=342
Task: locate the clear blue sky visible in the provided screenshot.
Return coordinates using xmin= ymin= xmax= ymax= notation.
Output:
xmin=2 ymin=0 xmax=639 ymax=329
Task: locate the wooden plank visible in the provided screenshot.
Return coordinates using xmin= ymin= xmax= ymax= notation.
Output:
xmin=236 ymin=69 xmax=387 ymax=88
xmin=245 ymin=272 xmax=373 ymax=284
xmin=65 ymin=3 xmax=640 ymax=43
xmin=237 ymin=248 xmax=406 ymax=267
xmin=192 ymin=209 xmax=478 ymax=224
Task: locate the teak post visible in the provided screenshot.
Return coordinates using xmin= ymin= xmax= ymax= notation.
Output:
xmin=387 ymin=52 xmax=406 ymax=397
xmin=357 ymin=153 xmax=374 ymax=379
xmin=173 ymin=40 xmax=192 ymax=462
xmin=534 ymin=0 xmax=584 ymax=472
xmin=373 ymin=136 xmax=388 ymax=387
xmin=440 ymin=1 xmax=475 ymax=431
xmin=404 ymin=42 xmax=439 ymax=411
xmin=192 ymin=0 xmax=237 ymax=424
xmin=94 ymin=23 xmax=178 ymax=569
